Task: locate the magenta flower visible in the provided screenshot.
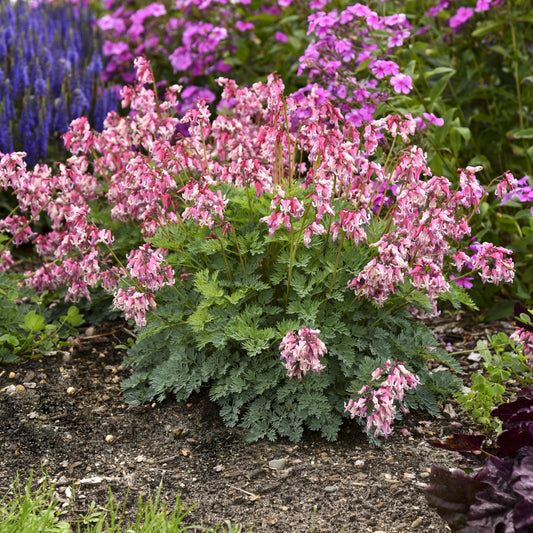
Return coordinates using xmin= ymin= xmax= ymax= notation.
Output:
xmin=279 ymin=327 xmax=327 ymax=381
xmin=475 ymin=0 xmax=492 ymax=12
xmin=423 ymin=112 xmax=444 ymax=127
xmin=390 ymin=74 xmax=413 ymax=94
xmin=450 ymin=275 xmax=474 ymax=289
xmin=449 ymin=7 xmax=474 ymax=29
xmin=235 ymin=21 xmax=254 ymax=31
xmin=275 ymin=31 xmax=288 ymax=43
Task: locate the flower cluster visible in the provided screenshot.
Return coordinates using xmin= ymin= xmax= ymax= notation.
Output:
xmin=0 ymin=55 xmax=518 ymax=324
xmin=345 ymin=360 xmax=421 ymax=438
xmin=297 ymin=3 xmax=413 ymax=126
xmin=279 ymin=327 xmax=327 ymax=380
xmin=0 ymin=1 xmax=117 ymax=167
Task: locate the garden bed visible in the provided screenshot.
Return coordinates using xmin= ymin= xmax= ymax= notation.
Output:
xmin=0 ymin=316 xmax=514 ymax=532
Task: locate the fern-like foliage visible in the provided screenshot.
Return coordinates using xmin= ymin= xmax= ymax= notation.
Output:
xmin=119 ymin=186 xmax=470 ymax=442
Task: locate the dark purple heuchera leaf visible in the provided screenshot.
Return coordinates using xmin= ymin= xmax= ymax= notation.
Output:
xmin=493 ymin=386 xmax=533 ymax=423
xmin=496 ymin=422 xmax=533 ymax=458
xmin=425 ymin=465 xmax=489 ymax=532
xmin=468 ymin=447 xmax=533 ymax=532
xmin=426 ymin=388 xmax=533 ymax=531
xmin=493 ymin=387 xmax=533 ymax=457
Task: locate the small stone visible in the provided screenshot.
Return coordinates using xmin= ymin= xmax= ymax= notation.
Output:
xmin=467 ymin=351 xmax=482 ymax=362
xmin=6 ymin=384 xmax=26 ymax=398
xmin=411 ymin=517 xmax=423 ymax=528
xmin=324 ymin=485 xmax=338 ymax=493
xmin=66 ymin=387 xmax=76 ymax=395
xmin=268 ymin=458 xmax=287 ymax=470
xmin=8 ymin=372 xmax=16 ymax=379
xmin=419 ymin=472 xmax=430 ymax=479
xmin=105 ymin=434 xmax=114 ymax=443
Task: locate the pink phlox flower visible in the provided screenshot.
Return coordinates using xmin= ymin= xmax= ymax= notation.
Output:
xmin=307 ymin=11 xmax=339 ymax=38
xmin=97 ymin=14 xmax=126 ymax=35
xmin=102 ymin=40 xmax=130 ymax=57
xmin=449 ymin=7 xmax=474 ymax=29
xmin=235 ymin=20 xmax=254 ymax=31
xmin=113 ymin=286 xmax=156 ymax=328
xmin=309 ymin=0 xmax=330 ymax=8
xmin=279 ymin=327 xmax=327 ymax=380
xmin=275 ymin=31 xmax=288 ymax=43
xmin=390 ymin=74 xmax=412 ymax=95
xmin=475 ymin=0 xmax=492 ymax=12
xmin=388 ymin=29 xmax=410 ymax=48
xmin=450 ymin=275 xmax=474 ymax=289
xmin=422 ymin=112 xmax=444 ymax=127
xmin=370 ymin=60 xmax=399 ymax=79
xmin=426 ymin=1 xmax=449 ymax=17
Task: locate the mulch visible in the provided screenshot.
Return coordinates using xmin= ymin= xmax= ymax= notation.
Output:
xmin=0 ymin=314 xmax=516 ymax=532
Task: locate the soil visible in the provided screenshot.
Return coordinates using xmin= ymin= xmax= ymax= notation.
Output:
xmin=0 ymin=316 xmax=516 ymax=533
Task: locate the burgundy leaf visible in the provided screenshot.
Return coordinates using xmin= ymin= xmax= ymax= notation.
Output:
xmin=497 ymin=422 xmax=533 ymax=458
xmin=425 ymin=465 xmax=488 ymax=533
xmin=492 ymin=387 xmax=533 ymax=423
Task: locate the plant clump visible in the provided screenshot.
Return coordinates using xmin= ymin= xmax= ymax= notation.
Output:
xmin=0 ymin=56 xmax=521 ymax=443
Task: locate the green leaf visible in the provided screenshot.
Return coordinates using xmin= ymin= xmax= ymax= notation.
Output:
xmin=507 ymin=128 xmax=533 ymax=140
xmin=193 ymin=269 xmax=224 ymax=299
xmin=472 ymin=19 xmax=505 ymax=38
xmin=424 ymin=66 xmax=455 ymax=78
xmin=186 ymin=308 xmax=213 ymax=332
xmin=428 ymin=69 xmax=455 ymax=107
xmin=61 ymin=306 xmax=83 ymax=327
xmin=22 ymin=312 xmax=45 ymax=332
xmin=0 ymin=333 xmax=20 ymax=347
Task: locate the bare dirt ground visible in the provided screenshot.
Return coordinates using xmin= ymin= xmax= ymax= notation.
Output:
xmin=0 ymin=316 xmax=514 ymax=532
